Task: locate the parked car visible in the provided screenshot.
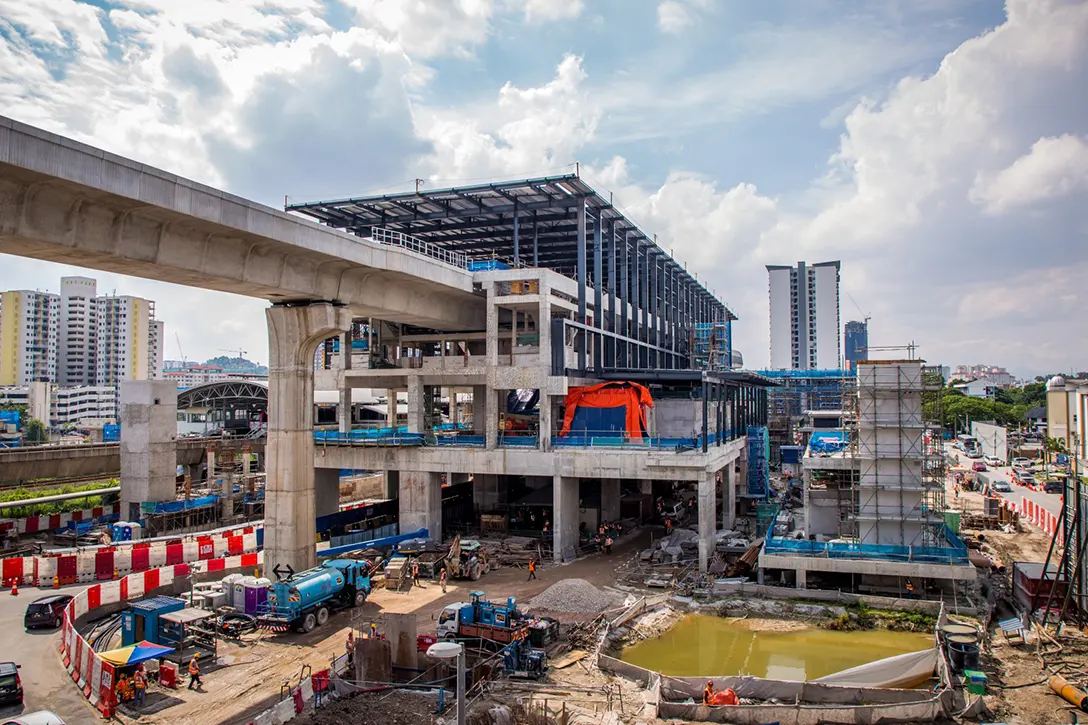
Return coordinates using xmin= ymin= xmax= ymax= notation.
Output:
xmin=966 ymin=449 xmax=983 ymax=459
xmin=1016 ymin=473 xmax=1036 ymax=486
xmin=972 ymin=461 xmax=987 ymax=472
xmin=1044 ymin=480 xmax=1065 ymax=494
xmin=1011 ymin=457 xmax=1032 ymax=468
xmin=983 ymin=455 xmax=1002 ymax=468
xmin=24 ymin=594 xmax=73 ymax=629
xmin=992 ymin=481 xmax=1012 ymax=493
xmin=0 ymin=663 xmax=22 ymax=706
xmin=2 ymin=712 xmax=67 ymax=725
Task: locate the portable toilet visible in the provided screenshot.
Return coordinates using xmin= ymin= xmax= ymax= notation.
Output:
xmin=129 ymin=522 xmax=143 ymax=540
xmin=122 ymin=596 xmax=186 ymax=646
xmin=232 ymin=577 xmax=246 ymax=610
xmin=220 ymin=574 xmax=241 ymax=610
xmin=242 ymin=576 xmax=259 ymax=615
xmin=254 ymin=577 xmax=271 ymax=613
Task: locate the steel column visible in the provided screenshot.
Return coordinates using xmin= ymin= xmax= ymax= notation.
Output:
xmin=593 ymin=209 xmax=603 ymax=371
xmin=576 ymin=198 xmax=587 ymax=372
xmin=512 ymin=207 xmax=520 ymax=266
xmin=607 ymin=222 xmax=617 ymax=368
xmin=620 ymin=232 xmax=629 ymax=366
xmin=532 ymin=212 xmax=539 ymax=267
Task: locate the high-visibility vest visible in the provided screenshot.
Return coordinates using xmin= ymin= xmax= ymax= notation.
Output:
xmin=189 ymin=659 xmax=200 ymax=675
xmin=134 ymin=673 xmax=147 ymax=690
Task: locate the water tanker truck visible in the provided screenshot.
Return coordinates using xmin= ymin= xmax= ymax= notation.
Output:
xmin=256 ymin=558 xmax=372 ymax=633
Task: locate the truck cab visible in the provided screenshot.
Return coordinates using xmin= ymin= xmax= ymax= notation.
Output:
xmin=437 ymin=591 xmax=524 ymax=644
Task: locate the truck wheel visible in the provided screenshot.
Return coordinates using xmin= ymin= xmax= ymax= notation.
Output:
xmin=302 ymin=612 xmax=317 ymax=633
xmin=316 ymin=607 xmax=330 ymax=626
xmin=354 ymin=591 xmax=367 ymax=607
xmin=444 ymin=633 xmax=457 ymax=642
xmin=470 ymin=564 xmax=481 ymax=581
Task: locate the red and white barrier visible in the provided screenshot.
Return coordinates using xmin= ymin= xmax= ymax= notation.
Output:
xmin=60 ymin=552 xmax=264 ymax=717
xmin=0 ymin=503 xmax=121 ymax=536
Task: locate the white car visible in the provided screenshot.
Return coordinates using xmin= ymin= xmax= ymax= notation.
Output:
xmin=2 ymin=712 xmax=67 ymax=725
xmin=1011 ymin=457 xmax=1032 ymax=468
xmin=983 ymin=455 xmax=1002 ymax=468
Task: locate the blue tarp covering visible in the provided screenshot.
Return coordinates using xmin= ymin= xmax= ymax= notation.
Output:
xmin=566 ymin=406 xmax=628 ymax=436
xmin=809 ymin=430 xmax=849 ymax=454
xmin=781 ymin=445 xmax=804 ymax=464
xmin=103 ymin=424 xmax=120 ymax=442
xmin=466 ymin=260 xmax=510 ymax=271
xmin=142 ymin=495 xmax=218 ymax=515
xmin=746 ymin=426 xmax=769 ymax=499
xmin=0 ymin=410 xmax=20 ymax=428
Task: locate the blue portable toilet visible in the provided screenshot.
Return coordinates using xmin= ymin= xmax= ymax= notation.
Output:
xmin=122 ymin=596 xmax=186 ymax=646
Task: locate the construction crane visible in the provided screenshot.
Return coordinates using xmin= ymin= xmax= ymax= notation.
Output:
xmin=218 ymin=348 xmax=247 ymax=360
xmin=175 ymin=332 xmax=186 ymax=366
xmin=845 ymin=290 xmax=871 ymax=326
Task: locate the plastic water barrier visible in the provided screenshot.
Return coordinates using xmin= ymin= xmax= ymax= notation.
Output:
xmin=4 ymin=523 xmax=259 ymax=588
xmin=60 ymin=553 xmax=264 ymax=718
xmin=1020 ymin=496 xmax=1061 ymax=544
xmin=0 ymin=503 xmax=121 ymax=535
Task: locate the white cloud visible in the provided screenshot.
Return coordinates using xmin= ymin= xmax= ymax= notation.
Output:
xmin=970 ymin=134 xmax=1088 ymax=213
xmin=656 ymin=0 xmax=707 ymax=34
xmin=338 ymin=0 xmax=493 ymax=58
xmin=515 ymin=0 xmax=584 ymax=23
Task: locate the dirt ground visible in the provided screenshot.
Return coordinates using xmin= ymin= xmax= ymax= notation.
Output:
xmin=117 ymin=529 xmax=654 ymax=725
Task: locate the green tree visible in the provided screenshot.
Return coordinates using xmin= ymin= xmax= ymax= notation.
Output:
xmin=24 ymin=417 xmax=47 ymax=444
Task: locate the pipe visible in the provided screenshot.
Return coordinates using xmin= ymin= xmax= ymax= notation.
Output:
xmin=318 ymin=528 xmax=429 ymax=558
xmin=0 ymin=486 xmax=120 ymax=510
xmin=1049 ymin=675 xmax=1088 ymax=712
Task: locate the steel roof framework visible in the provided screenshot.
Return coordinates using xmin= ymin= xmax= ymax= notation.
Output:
xmin=286 ymin=174 xmax=735 ymax=327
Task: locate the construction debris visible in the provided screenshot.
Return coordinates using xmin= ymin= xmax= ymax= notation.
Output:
xmin=528 ymin=579 xmax=621 ymax=614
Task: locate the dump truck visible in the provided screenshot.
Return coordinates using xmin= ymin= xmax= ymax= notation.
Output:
xmin=437 ymin=591 xmax=527 ymax=644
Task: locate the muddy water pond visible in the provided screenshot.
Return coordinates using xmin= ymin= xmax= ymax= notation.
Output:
xmin=620 ymin=615 xmax=931 ymax=680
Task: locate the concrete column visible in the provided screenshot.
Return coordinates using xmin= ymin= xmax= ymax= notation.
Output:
xmin=315 ymin=468 xmax=340 ymax=520
xmin=736 ymin=454 xmax=748 ymax=495
xmin=485 ymin=388 xmax=499 ymax=449
xmin=698 ymin=470 xmax=717 ymax=573
xmin=538 ymin=393 xmax=551 ymax=451
xmin=639 ymin=480 xmax=653 ymax=495
xmin=338 ymin=385 xmax=353 ymax=434
xmin=385 ymin=389 xmax=398 ymax=428
xmin=407 ymin=376 xmax=425 ymax=434
xmin=185 ymin=463 xmax=202 ymax=483
xmin=538 ymin=279 xmax=551 ymax=369
xmin=472 ymin=385 xmax=487 ymax=435
xmin=721 ymin=465 xmax=736 ymax=531
xmin=265 ymin=303 xmax=351 ymax=577
xmin=601 ymin=478 xmax=621 ymax=523
xmin=796 ymin=568 xmax=807 ymax=589
xmin=120 ymin=380 xmax=178 ymax=521
xmin=399 ymin=471 xmax=442 ymax=541
xmin=553 ymin=475 xmax=579 ymax=563
xmin=486 ymin=283 xmax=499 ymax=367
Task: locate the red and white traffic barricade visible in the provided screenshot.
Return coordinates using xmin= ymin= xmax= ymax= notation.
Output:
xmin=0 ymin=504 xmax=121 ymax=536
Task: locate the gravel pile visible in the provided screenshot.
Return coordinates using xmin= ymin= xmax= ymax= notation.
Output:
xmin=528 ymin=578 xmax=621 ymax=613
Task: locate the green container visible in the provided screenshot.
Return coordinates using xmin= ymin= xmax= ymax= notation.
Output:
xmin=944 ymin=510 xmax=962 ymax=535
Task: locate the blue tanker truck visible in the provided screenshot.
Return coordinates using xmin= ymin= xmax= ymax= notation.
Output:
xmin=256 ymin=558 xmax=372 ymax=633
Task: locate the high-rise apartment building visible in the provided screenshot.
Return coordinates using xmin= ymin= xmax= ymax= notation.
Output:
xmin=844 ymin=320 xmax=869 ymax=371
xmin=95 ymin=295 xmax=162 ymax=386
xmin=767 ymin=261 xmax=840 ymax=370
xmin=59 ymin=276 xmax=98 ymax=385
xmin=0 ymin=290 xmax=60 ymax=385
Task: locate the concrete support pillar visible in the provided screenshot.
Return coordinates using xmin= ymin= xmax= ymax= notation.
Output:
xmin=407 ymin=376 xmax=425 ymax=434
xmin=485 ymin=388 xmax=499 ymax=449
xmin=120 ymin=380 xmax=178 ymax=521
xmin=795 ymin=568 xmax=807 ymax=589
xmin=486 ymin=283 xmax=499 ymax=367
xmin=385 ymin=389 xmax=398 ymax=428
xmin=207 ymin=449 xmax=217 ymax=480
xmin=538 ymin=279 xmax=551 ymax=369
xmin=698 ymin=470 xmax=717 ymax=574
xmin=314 ymin=468 xmax=340 ymax=520
xmin=472 ymin=385 xmax=487 ymax=435
xmin=185 ymin=463 xmax=202 ymax=483
xmin=639 ymin=480 xmax=653 ymax=495
xmin=721 ymin=465 xmax=736 ymax=531
xmin=265 ymin=302 xmax=351 ymax=577
xmin=339 ymin=386 xmax=353 ymax=435
xmin=399 ymin=472 xmax=442 ymax=542
xmin=538 ymin=393 xmax=551 ymax=451
xmin=553 ymin=475 xmax=579 ymax=563
xmin=602 ymin=478 xmax=621 ymax=523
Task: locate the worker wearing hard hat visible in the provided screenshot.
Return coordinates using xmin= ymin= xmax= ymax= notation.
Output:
xmin=188 ymin=653 xmax=202 ymax=690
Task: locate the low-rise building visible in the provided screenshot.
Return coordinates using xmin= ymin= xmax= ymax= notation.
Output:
xmin=954 ymin=378 xmax=998 ymax=399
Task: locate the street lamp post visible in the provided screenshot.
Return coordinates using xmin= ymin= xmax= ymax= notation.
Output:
xmin=426 ymin=641 xmax=466 ymax=725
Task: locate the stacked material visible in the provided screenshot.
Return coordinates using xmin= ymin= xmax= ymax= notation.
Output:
xmin=528 ymin=578 xmax=622 ymax=613
xmin=472 ymin=536 xmax=544 ymax=568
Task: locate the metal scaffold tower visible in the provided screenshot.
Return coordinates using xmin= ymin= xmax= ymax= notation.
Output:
xmin=691 ymin=322 xmax=731 ymax=371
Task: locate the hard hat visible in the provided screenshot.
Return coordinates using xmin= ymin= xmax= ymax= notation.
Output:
xmin=194 ymin=653 xmax=200 ymax=659
xmin=707 ymin=680 xmax=713 ymax=686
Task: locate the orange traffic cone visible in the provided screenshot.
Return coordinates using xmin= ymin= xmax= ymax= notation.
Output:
xmin=53 ymin=575 xmax=59 ymax=589
xmin=10 ymin=578 xmax=18 ymax=596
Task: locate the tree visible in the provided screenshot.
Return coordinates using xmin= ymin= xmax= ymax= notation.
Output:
xmin=24 ymin=417 xmax=47 ymax=444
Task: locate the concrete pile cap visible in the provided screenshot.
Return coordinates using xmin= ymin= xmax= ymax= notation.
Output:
xmin=528 ymin=578 xmax=622 ymax=613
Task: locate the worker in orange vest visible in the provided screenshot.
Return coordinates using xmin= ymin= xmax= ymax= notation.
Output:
xmin=527 ymin=557 xmax=537 ymax=581
xmin=440 ymin=567 xmax=448 ymax=593
xmin=133 ymin=667 xmax=147 ymax=706
xmin=345 ymin=631 xmax=355 ymax=665
xmin=187 ymin=654 xmax=202 ymax=690
xmin=703 ymin=680 xmax=714 ymax=705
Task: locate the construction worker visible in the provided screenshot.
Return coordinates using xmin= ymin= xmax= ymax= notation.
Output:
xmin=370 ymin=622 xmax=378 ymax=640
xmin=703 ymin=680 xmax=714 ymax=705
xmin=665 ymin=518 xmax=673 ymax=535
xmin=115 ymin=673 xmax=130 ymax=702
xmin=527 ymin=557 xmax=537 ymax=581
xmin=440 ymin=567 xmax=448 ymax=593
xmin=187 ymin=654 xmax=202 ymax=690
xmin=345 ymin=631 xmax=355 ymax=666
xmin=411 ymin=560 xmax=421 ymax=587
xmin=905 ymin=579 xmax=915 ymax=599
xmin=133 ymin=666 xmax=147 ymax=707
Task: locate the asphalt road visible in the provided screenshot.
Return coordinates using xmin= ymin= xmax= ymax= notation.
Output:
xmin=0 ymin=582 xmax=97 ymax=725
xmin=948 ymin=444 xmax=1063 ymax=518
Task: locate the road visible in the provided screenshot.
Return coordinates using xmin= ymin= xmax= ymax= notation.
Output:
xmin=0 ymin=582 xmax=97 ymax=725
xmin=947 ymin=444 xmax=1063 ymax=519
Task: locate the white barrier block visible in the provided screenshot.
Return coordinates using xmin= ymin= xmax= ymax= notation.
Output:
xmin=183 ymin=542 xmax=199 ymax=561
xmin=299 ymin=677 xmax=314 ymax=702
xmin=89 ymin=656 xmax=103 ymax=703
xmin=73 ymin=594 xmax=89 ymax=621
xmin=213 ymin=538 xmax=228 ymax=557
xmin=114 ymin=550 xmax=132 ymax=575
xmin=100 ymin=580 xmax=121 ymax=606
xmin=148 ymin=547 xmax=166 ymax=568
xmin=128 ymin=573 xmax=145 ymax=599
xmin=38 ymin=557 xmax=58 ymax=583
xmin=243 ymin=532 xmax=258 ymax=553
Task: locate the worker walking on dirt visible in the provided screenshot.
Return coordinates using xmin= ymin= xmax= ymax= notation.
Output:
xmin=703 ymin=680 xmax=714 ymax=705
xmin=665 ymin=518 xmax=673 ymax=535
xmin=905 ymin=579 xmax=915 ymax=599
xmin=604 ymin=535 xmax=613 ymax=555
xmin=133 ymin=667 xmax=147 ymax=706
xmin=527 ymin=557 xmax=537 ymax=581
xmin=345 ymin=631 xmax=355 ymax=665
xmin=188 ymin=654 xmax=202 ymax=690
xmin=440 ymin=567 xmax=448 ymax=593
xmin=411 ymin=560 xmax=421 ymax=587
xmin=370 ymin=622 xmax=378 ymax=639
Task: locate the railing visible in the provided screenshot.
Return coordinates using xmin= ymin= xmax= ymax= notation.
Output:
xmin=763 ymin=536 xmax=971 ymax=565
xmin=370 ymin=227 xmax=467 ymax=269
xmin=550 ymin=430 xmax=740 ymax=451
xmin=314 ymin=427 xmax=744 ymax=452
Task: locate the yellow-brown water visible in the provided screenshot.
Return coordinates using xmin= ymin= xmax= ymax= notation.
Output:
xmin=620 ymin=615 xmax=931 ymax=680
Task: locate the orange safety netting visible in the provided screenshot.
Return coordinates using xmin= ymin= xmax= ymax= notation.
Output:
xmin=559 ymin=381 xmax=654 ymax=441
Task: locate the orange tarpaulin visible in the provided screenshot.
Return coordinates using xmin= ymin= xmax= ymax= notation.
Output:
xmin=559 ymin=381 xmax=654 ymax=441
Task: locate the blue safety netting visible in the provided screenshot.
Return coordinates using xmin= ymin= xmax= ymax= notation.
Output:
xmin=809 ymin=430 xmax=849 ymax=454
xmin=466 ymin=260 xmax=510 ymax=271
xmin=746 ymin=426 xmax=769 ymax=499
xmin=141 ymin=495 xmax=218 ymax=515
xmin=765 ymin=525 xmax=970 ymax=565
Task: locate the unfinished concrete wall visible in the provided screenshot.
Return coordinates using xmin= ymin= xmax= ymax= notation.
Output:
xmin=654 ymin=398 xmax=716 ymax=438
xmin=602 ymin=478 xmax=621 ymax=522
xmin=399 ymin=471 xmax=442 ymax=541
xmin=120 ymin=380 xmax=178 ymax=520
xmin=553 ymin=475 xmax=578 ymax=563
xmin=314 ymin=468 xmax=340 ymax=518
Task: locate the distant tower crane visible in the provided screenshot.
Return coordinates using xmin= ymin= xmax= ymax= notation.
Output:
xmin=218 ymin=348 xmax=248 ymax=360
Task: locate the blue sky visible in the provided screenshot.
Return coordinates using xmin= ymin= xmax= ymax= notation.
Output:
xmin=0 ymin=0 xmax=1086 ymax=377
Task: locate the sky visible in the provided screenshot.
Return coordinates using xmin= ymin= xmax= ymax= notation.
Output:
xmin=1 ymin=0 xmax=1086 ymax=379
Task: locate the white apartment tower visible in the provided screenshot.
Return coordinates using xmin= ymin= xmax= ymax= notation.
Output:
xmin=767 ymin=261 xmax=841 ymax=369
xmin=95 ymin=295 xmax=161 ymax=386
xmin=59 ymin=276 xmax=98 ymax=385
xmin=0 ymin=290 xmax=60 ymax=385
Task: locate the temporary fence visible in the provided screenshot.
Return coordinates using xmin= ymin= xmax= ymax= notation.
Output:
xmin=764 ymin=536 xmax=971 ymax=565
xmin=60 ymin=552 xmax=263 ymax=718
xmin=0 ymin=502 xmax=121 ymax=535
xmin=2 ymin=523 xmax=259 ymax=589
xmin=1020 ymin=496 xmax=1061 ymax=544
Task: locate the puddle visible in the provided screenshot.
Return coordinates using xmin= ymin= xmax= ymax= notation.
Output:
xmin=620 ymin=615 xmax=931 ymax=680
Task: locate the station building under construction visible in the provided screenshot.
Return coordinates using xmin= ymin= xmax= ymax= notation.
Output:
xmin=287 ymin=175 xmax=774 ymax=571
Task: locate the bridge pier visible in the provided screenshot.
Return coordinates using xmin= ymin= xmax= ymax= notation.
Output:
xmin=265 ymin=303 xmax=351 ymax=577
xmin=119 ymin=381 xmax=178 ymax=521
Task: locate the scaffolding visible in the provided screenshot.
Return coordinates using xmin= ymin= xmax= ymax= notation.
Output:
xmin=759 ymin=369 xmax=851 ymax=465
xmin=851 ymin=361 xmax=946 ymax=547
xmin=691 ymin=322 xmax=731 ymax=372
